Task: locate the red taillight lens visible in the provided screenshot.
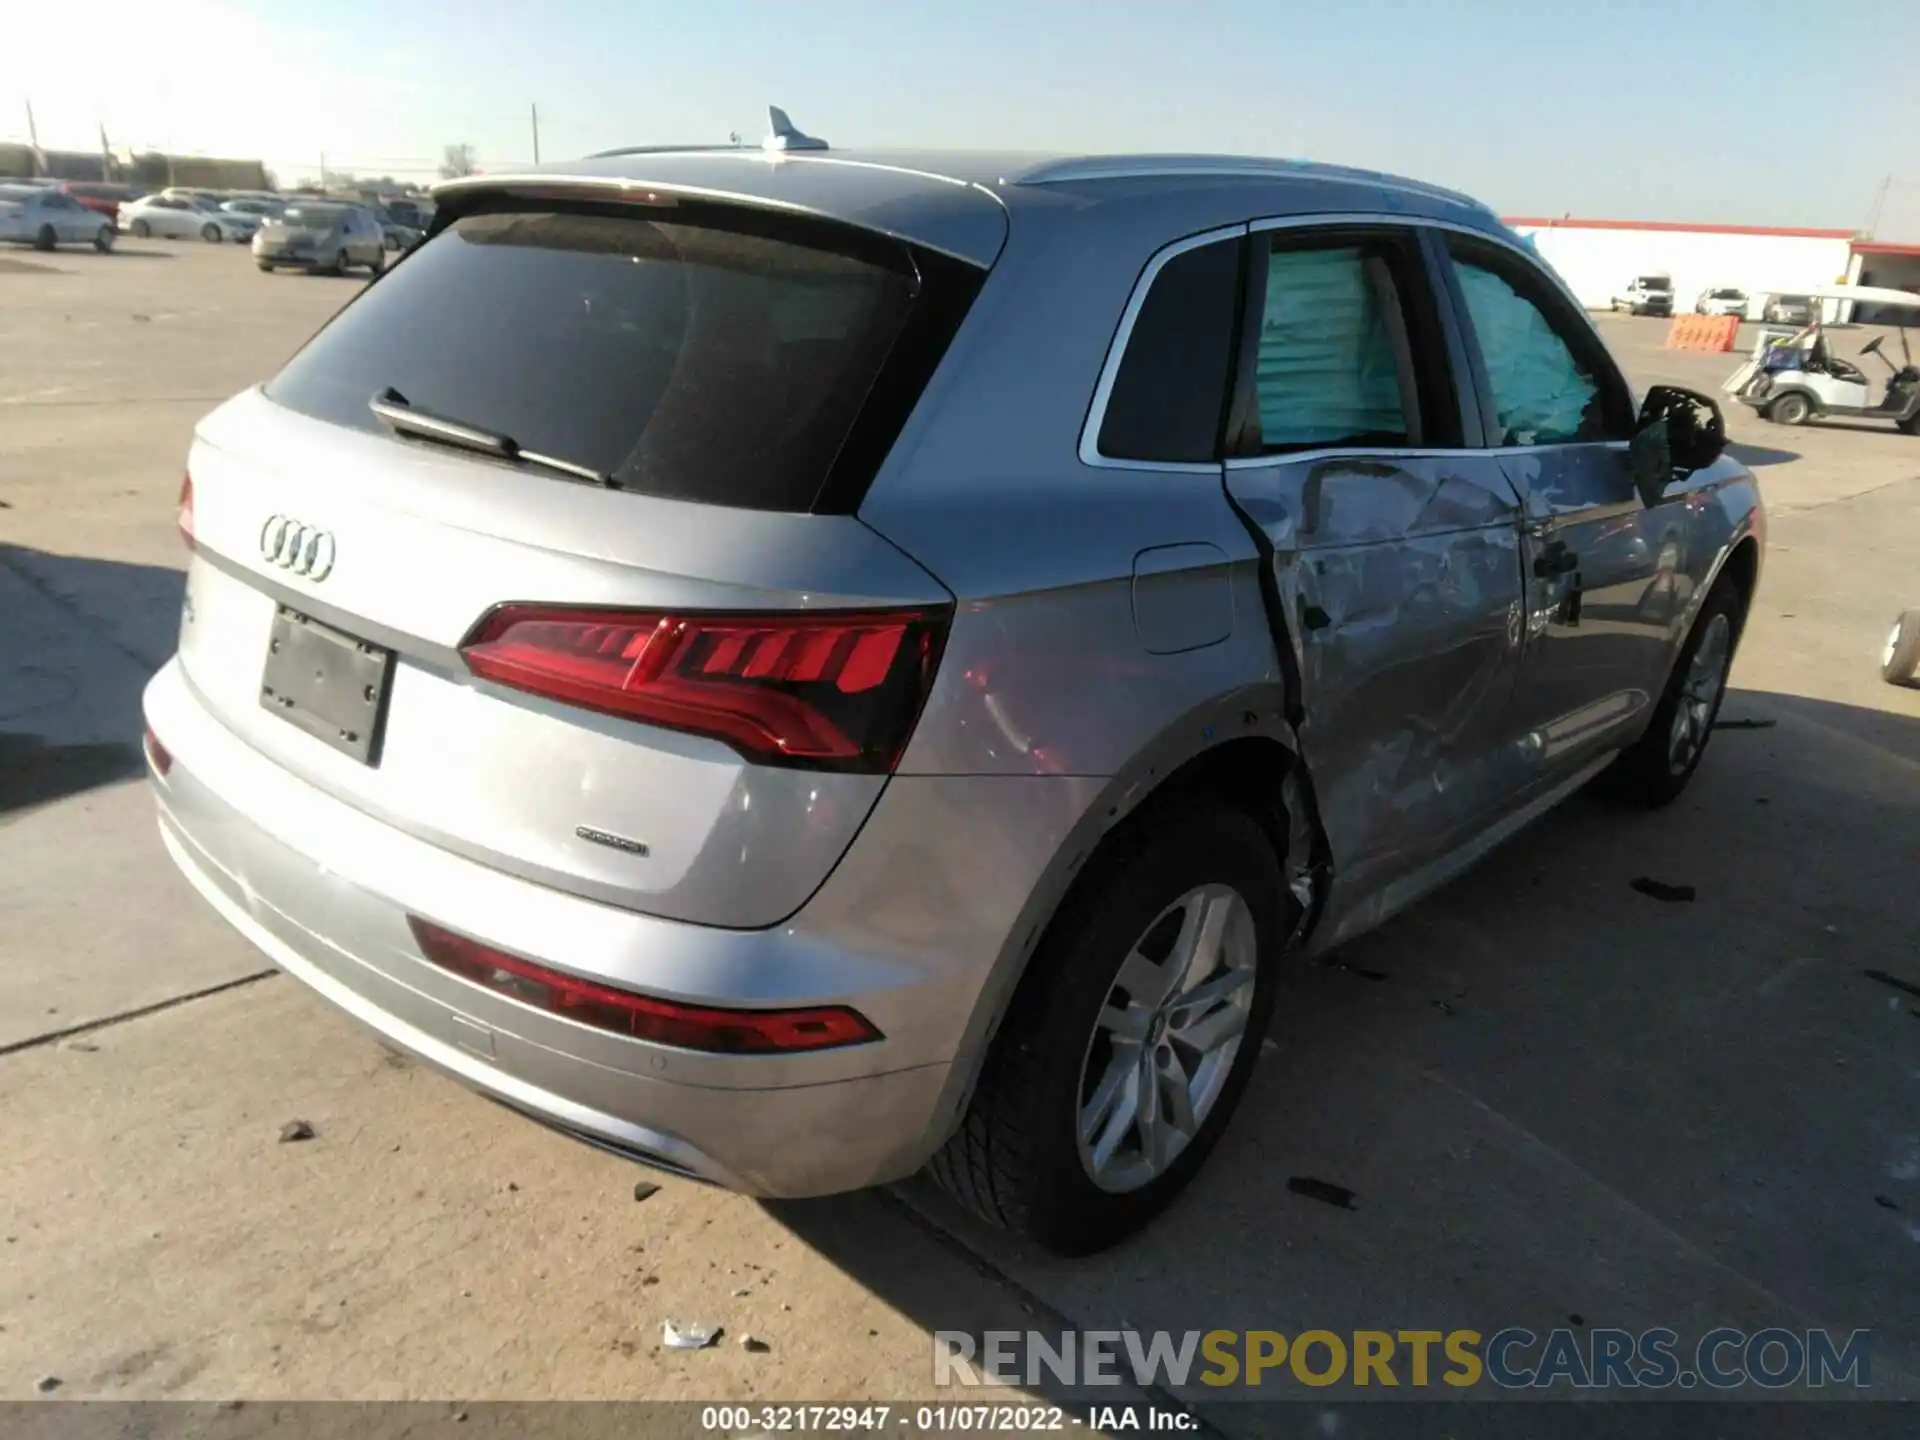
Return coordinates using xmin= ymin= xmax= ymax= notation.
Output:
xmin=407 ymin=917 xmax=881 ymax=1053
xmin=143 ymin=723 xmax=172 ymax=776
xmin=177 ymin=472 xmax=194 ymax=549
xmin=459 ymin=605 xmax=948 ymax=773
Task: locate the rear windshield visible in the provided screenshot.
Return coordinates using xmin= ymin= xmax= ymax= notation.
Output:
xmin=264 ymin=203 xmax=958 ymax=513
xmin=282 ymin=205 xmax=344 ymax=224
xmin=1638 ymin=276 xmax=1671 ymax=289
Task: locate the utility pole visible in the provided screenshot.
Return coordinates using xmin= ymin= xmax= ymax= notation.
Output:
xmin=25 ymin=100 xmax=39 ymax=150
xmin=319 ymin=152 xmax=327 ymax=191
xmin=1864 ymin=174 xmax=1892 ymax=238
xmin=531 ymin=103 xmax=541 ymax=164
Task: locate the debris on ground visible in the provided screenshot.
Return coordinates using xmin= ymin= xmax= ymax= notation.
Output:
xmin=1712 ymin=718 xmax=1777 ymax=731
xmin=662 ymin=1320 xmax=721 ymax=1350
xmin=632 ymin=1181 xmax=660 ymax=1204
xmin=1568 ymin=1313 xmax=1586 ymax=1327
xmin=740 ymin=1335 xmax=771 ymax=1354
xmin=62 ymin=1039 xmax=100 ymax=1053
xmin=1864 ymin=969 xmax=1920 ymax=1002
xmin=1332 ymin=959 xmax=1390 ymax=981
xmin=1875 ymin=1195 xmax=1900 ymax=1211
xmin=1629 ymin=877 xmax=1696 ymax=903
xmin=36 ymin=1376 xmax=61 ymax=1393
xmin=278 ymin=1119 xmax=316 ymax=1143
xmin=732 ymin=1287 xmax=752 ymax=1298
xmin=1432 ymin=999 xmax=1455 ymax=1017
xmin=1287 ymin=1176 xmax=1358 ymax=1210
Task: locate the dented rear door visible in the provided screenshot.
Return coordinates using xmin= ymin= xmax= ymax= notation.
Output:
xmin=1221 ymin=222 xmax=1532 ymax=905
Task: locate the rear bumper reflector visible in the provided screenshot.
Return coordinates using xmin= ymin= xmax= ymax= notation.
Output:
xmin=406 ymin=916 xmax=882 ymax=1054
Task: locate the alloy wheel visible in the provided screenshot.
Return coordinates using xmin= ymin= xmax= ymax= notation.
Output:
xmin=1668 ymin=612 xmax=1732 ymax=774
xmin=1076 ymin=883 xmax=1258 ymax=1193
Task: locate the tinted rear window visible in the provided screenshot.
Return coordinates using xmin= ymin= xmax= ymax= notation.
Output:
xmin=265 ymin=204 xmax=943 ymax=513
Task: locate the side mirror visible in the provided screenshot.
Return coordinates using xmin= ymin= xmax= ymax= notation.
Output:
xmin=1628 ymin=419 xmax=1671 ymax=509
xmin=1638 ymin=385 xmax=1727 ymax=484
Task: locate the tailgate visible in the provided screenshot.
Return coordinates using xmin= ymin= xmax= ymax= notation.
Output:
xmin=170 ymin=193 xmax=985 ymax=929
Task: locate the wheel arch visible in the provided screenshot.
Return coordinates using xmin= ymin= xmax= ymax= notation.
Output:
xmin=921 ymin=691 xmax=1333 ymax=1150
xmin=1635 ymin=500 xmax=1764 ymax=732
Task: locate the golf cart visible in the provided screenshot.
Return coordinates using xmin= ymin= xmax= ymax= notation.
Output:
xmin=1723 ymin=284 xmax=1920 ymax=433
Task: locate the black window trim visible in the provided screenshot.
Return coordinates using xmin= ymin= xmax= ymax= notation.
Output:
xmin=1435 ymin=230 xmax=1638 ymax=448
xmin=1223 ymin=222 xmax=1468 ymax=461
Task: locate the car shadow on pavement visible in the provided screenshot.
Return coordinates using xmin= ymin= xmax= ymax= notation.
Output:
xmin=1724 ymin=441 xmax=1800 ymax=467
xmin=0 ymin=544 xmax=183 ymax=816
xmin=769 ymin=687 xmax=1920 ymax=1420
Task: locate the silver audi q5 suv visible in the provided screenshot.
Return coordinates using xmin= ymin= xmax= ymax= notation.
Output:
xmin=145 ymin=118 xmax=1762 ymax=1254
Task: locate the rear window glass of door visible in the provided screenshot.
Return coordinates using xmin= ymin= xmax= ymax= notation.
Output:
xmin=1447 ymin=243 xmax=1632 ymax=446
xmin=1252 ymin=244 xmax=1416 ymax=451
xmin=263 ymin=204 xmax=949 ymax=513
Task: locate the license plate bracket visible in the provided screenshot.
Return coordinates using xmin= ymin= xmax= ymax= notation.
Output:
xmin=260 ymin=607 xmax=393 ymax=765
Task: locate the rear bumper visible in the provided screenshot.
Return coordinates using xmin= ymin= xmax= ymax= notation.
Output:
xmin=142 ymin=657 xmax=983 ymax=1198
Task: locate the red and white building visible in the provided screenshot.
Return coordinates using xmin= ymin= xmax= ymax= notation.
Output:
xmin=1505 ymin=216 xmax=1920 ymax=322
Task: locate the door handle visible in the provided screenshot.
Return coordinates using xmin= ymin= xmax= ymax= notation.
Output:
xmin=1533 ymin=541 xmax=1580 ymax=578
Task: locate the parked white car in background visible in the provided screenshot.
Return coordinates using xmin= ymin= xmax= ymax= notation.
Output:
xmin=0 ymin=183 xmax=117 ymax=251
xmin=118 ymin=195 xmax=257 ymax=243
xmin=1696 ymin=287 xmax=1749 ymax=318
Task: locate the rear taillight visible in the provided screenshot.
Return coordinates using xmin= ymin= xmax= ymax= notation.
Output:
xmin=407 ymin=917 xmax=881 ymax=1053
xmin=459 ymin=605 xmax=948 ymax=773
xmin=177 ymin=472 xmax=194 ymax=549
xmin=143 ymin=723 xmax=172 ymax=776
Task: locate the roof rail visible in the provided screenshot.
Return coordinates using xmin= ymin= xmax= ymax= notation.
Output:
xmin=1013 ymin=154 xmax=1492 ymax=214
xmin=585 ymin=143 xmax=747 ymax=160
xmin=584 ymin=105 xmax=827 ymax=162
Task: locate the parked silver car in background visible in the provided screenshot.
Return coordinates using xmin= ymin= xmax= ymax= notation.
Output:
xmin=145 ymin=117 xmax=1763 ymax=1254
xmin=119 ymin=194 xmax=256 ymax=242
xmin=0 ymin=182 xmax=116 ymax=251
xmin=252 ymin=201 xmax=386 ymax=274
xmin=223 ymin=197 xmax=286 ymax=223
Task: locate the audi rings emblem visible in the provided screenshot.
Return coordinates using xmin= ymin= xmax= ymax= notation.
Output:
xmin=260 ymin=516 xmax=336 ymax=580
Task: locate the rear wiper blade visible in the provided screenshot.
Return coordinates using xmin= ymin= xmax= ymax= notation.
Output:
xmin=368 ymin=388 xmax=618 ymax=488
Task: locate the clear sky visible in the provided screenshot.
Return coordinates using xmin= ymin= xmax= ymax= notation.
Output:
xmin=7 ymin=0 xmax=1920 ymax=235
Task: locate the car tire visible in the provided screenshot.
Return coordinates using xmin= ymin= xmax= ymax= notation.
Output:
xmin=33 ymin=225 xmax=57 ymax=252
xmin=256 ymin=261 xmax=274 ymax=272
xmin=201 ymin=222 xmax=222 ymax=243
xmin=1767 ymin=392 xmax=1811 ymax=426
xmin=1593 ymin=575 xmax=1747 ymax=808
xmin=93 ymin=225 xmax=115 ymax=253
xmin=1883 ymin=610 xmax=1920 ymax=687
xmin=366 ymin=248 xmax=384 ymax=275
xmin=129 ymin=219 xmax=150 ymax=239
xmin=1897 ymin=412 xmax=1920 ymax=437
xmin=928 ymin=800 xmax=1291 ymax=1255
